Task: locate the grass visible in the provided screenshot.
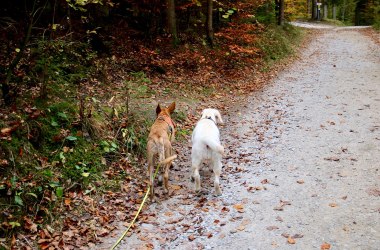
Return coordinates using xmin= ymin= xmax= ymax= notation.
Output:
xmin=256 ymin=22 xmax=303 ymax=69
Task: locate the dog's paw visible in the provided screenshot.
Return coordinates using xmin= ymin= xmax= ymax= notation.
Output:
xmin=215 ymin=186 xmax=222 ymax=196
xmin=190 ymin=176 xmax=195 ymax=182
xmin=157 ymin=175 xmax=163 ymax=186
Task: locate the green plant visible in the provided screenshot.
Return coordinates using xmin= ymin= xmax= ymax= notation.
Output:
xmin=100 ymin=140 xmax=118 ymax=153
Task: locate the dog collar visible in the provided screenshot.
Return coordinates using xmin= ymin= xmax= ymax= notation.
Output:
xmin=157 ymin=115 xmax=175 ymax=130
xmin=202 ymin=116 xmax=216 ymax=124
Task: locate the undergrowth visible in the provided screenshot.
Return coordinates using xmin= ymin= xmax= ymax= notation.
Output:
xmin=0 ymin=18 xmax=303 ymax=247
xmin=257 ymin=22 xmax=303 ymax=69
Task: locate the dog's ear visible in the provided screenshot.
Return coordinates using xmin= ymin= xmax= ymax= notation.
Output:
xmin=168 ymin=102 xmax=176 ymax=114
xmin=216 ymin=110 xmax=224 ymax=124
xmin=156 ymin=104 xmax=162 ymax=115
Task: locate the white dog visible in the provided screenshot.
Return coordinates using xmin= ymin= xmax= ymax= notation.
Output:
xmin=191 ymin=108 xmax=224 ymax=195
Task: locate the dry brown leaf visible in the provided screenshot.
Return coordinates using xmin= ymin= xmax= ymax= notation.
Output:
xmin=321 ymin=242 xmax=331 ymax=249
xmin=261 ymin=179 xmax=269 ymax=184
xmin=164 ymin=211 xmax=173 ymax=217
xmin=329 ymin=203 xmax=338 ymax=207
xmin=171 ymin=185 xmax=181 ymax=190
xmin=266 ymin=226 xmax=279 ymax=231
xmin=188 ymin=235 xmax=195 ymax=241
xmin=233 ymin=204 xmax=244 ymax=212
xmin=297 ymin=180 xmax=305 ymax=184
xmin=287 ymin=236 xmax=296 ymax=244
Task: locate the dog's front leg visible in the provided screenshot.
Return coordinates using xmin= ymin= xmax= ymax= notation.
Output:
xmin=191 ymin=160 xmax=201 ymax=193
xmin=149 ymin=167 xmax=155 ymax=201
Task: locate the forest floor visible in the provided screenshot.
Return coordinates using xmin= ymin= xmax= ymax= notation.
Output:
xmin=98 ymin=23 xmax=380 ymax=249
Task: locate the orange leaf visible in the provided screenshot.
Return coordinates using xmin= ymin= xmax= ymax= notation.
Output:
xmin=287 ymin=236 xmax=296 ymax=244
xmin=321 ymin=242 xmax=331 ymax=249
xmin=171 ymin=185 xmax=181 ymax=190
xmin=329 ymin=203 xmax=337 ymax=207
xmin=64 ymin=198 xmax=71 ymax=206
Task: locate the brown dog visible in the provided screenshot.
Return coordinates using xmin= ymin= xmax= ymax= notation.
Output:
xmin=147 ymin=102 xmax=177 ymax=201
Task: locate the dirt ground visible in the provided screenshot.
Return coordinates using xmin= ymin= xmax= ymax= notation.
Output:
xmin=100 ymin=24 xmax=380 ymax=249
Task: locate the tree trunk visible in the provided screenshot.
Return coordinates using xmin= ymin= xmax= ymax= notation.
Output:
xmin=206 ymin=0 xmax=214 ymax=46
xmin=312 ymin=0 xmax=317 ymax=19
xmin=333 ymin=5 xmax=336 ymax=19
xmin=307 ymin=0 xmax=311 ymax=17
xmin=167 ymin=0 xmax=178 ymax=45
xmin=278 ymin=0 xmax=285 ymax=25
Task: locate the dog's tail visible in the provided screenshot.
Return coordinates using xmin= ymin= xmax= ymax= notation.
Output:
xmin=203 ymin=138 xmax=224 ymax=155
xmin=159 ymin=154 xmax=177 ymax=165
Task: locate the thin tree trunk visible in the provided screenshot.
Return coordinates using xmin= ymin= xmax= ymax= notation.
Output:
xmin=312 ymin=0 xmax=317 ymax=19
xmin=206 ymin=0 xmax=214 ymax=46
xmin=167 ymin=0 xmax=178 ymax=45
xmin=278 ymin=0 xmax=285 ymax=25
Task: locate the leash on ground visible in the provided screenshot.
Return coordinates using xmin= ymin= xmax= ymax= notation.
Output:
xmin=110 ymin=154 xmax=177 ymax=250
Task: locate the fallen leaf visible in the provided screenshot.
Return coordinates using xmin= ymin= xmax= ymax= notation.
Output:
xmin=24 ymin=217 xmax=38 ymax=233
xmin=287 ymin=236 xmax=296 ymax=244
xmin=221 ymin=207 xmax=230 ymax=213
xmin=164 ymin=211 xmax=173 ymax=217
xmin=329 ymin=203 xmax=338 ymax=207
xmin=261 ymin=179 xmax=269 ymax=184
xmin=233 ymin=204 xmax=244 ymax=213
xmin=297 ymin=180 xmax=304 ymax=184
xmin=324 ymin=156 xmax=340 ymax=161
xmin=366 ymin=188 xmax=380 ymax=197
xmin=188 ymin=235 xmax=195 ymax=241
xmin=171 ymin=185 xmax=181 ymax=190
xmin=293 ymin=234 xmax=304 ymax=238
xmin=321 ymin=242 xmax=331 ymax=249
xmin=266 ymin=226 xmax=279 ymax=231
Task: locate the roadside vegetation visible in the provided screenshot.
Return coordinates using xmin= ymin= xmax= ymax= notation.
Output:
xmin=0 ymin=0 xmax=378 ymax=248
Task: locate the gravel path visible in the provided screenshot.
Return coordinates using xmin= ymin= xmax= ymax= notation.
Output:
xmin=100 ymin=25 xmax=380 ymax=250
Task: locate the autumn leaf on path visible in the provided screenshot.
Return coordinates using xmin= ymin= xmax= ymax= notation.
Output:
xmin=287 ymin=236 xmax=296 ymax=244
xmin=297 ymin=180 xmax=305 ymax=184
xmin=329 ymin=203 xmax=338 ymax=207
xmin=233 ymin=204 xmax=245 ymax=213
xmin=266 ymin=226 xmax=279 ymax=231
xmin=324 ymin=156 xmax=340 ymax=161
xmin=274 ymin=200 xmax=291 ymax=211
xmin=321 ymin=242 xmax=331 ymax=249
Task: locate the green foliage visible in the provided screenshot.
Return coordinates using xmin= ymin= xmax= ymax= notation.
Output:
xmin=373 ymin=4 xmax=380 ymax=29
xmin=255 ymin=2 xmax=276 ymax=24
xmin=219 ymin=7 xmax=238 ymax=20
xmin=31 ymin=39 xmax=96 ymax=92
xmin=256 ymin=23 xmax=302 ymax=67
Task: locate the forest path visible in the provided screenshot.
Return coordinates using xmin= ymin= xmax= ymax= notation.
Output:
xmin=100 ymin=25 xmax=380 ymax=250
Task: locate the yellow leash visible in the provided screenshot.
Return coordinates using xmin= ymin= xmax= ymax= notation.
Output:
xmin=110 ymin=154 xmax=177 ymax=250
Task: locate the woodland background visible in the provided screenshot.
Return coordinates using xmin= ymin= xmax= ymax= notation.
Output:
xmin=0 ymin=0 xmax=379 ymax=249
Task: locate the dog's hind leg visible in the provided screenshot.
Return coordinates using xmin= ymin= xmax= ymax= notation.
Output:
xmin=162 ymin=142 xmax=172 ymax=194
xmin=212 ymin=157 xmax=222 ymax=196
xmin=191 ymin=158 xmax=202 ymax=193
xmin=147 ymin=142 xmax=155 ymax=201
